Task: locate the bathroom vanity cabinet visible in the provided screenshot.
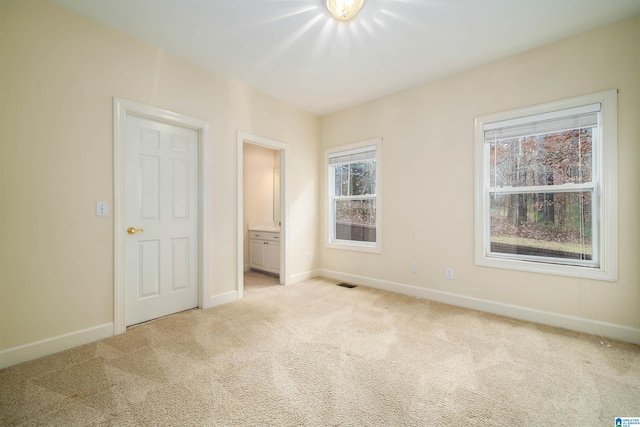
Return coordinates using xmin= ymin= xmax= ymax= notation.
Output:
xmin=249 ymin=230 xmax=280 ymax=275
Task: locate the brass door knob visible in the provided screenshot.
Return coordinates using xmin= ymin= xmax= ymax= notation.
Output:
xmin=127 ymin=227 xmax=144 ymax=235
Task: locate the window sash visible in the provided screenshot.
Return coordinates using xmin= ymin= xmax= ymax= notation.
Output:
xmin=331 ymin=160 xmax=376 ymax=197
xmin=485 ymin=187 xmax=598 ymax=267
xmin=332 ymin=198 xmax=377 ymax=244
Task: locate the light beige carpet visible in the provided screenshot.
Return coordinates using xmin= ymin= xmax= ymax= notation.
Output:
xmin=1 ymin=275 xmax=639 ymax=426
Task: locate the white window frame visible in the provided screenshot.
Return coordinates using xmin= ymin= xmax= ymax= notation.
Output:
xmin=325 ymin=138 xmax=382 ymax=253
xmin=474 ymin=90 xmax=617 ymax=281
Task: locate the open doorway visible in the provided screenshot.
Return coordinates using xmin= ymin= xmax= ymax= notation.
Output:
xmin=236 ymin=132 xmax=289 ymax=299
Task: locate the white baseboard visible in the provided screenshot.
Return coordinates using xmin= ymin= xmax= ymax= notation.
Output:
xmin=2 ymin=290 xmax=239 ymax=369
xmin=289 ymin=269 xmax=320 ymax=285
xmin=209 ymin=290 xmax=238 ymax=307
xmin=0 ymin=323 xmax=114 ymax=370
xmin=243 ymin=264 xmax=250 ymax=273
xmin=3 ymin=273 xmax=635 ymax=370
xmin=319 ymin=269 xmax=640 ymax=345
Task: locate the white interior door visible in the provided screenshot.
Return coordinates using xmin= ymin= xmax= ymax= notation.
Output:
xmin=124 ymin=114 xmax=199 ymax=326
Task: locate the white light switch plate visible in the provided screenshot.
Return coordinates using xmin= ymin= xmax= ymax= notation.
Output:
xmin=96 ymin=201 xmax=108 ymax=216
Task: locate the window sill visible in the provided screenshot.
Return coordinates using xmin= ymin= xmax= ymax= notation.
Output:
xmin=326 ymin=240 xmax=382 ymax=254
xmin=475 ymin=254 xmax=616 ymax=281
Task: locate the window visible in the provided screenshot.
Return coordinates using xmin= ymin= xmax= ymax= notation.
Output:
xmin=474 ymin=90 xmax=617 ymax=281
xmin=326 ymin=138 xmax=381 ymax=252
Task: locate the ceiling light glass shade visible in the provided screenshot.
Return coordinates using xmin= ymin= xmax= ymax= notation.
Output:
xmin=326 ymin=0 xmax=364 ymax=21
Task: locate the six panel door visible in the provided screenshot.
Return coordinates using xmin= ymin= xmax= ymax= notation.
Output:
xmin=124 ymin=115 xmax=199 ymax=326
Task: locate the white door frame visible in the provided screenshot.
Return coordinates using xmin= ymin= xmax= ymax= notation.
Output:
xmin=237 ymin=132 xmax=289 ymax=298
xmin=113 ymin=97 xmax=212 ymax=335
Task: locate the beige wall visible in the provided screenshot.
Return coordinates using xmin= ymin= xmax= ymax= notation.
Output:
xmin=243 ymin=143 xmax=277 ymax=266
xmin=0 ymin=0 xmax=319 ymax=350
xmin=320 ymin=15 xmax=640 ymax=331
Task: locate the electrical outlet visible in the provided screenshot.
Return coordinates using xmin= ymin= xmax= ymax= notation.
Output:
xmin=306 ymin=253 xmax=312 ymax=261
xmin=96 ymin=201 xmax=108 ymax=216
xmin=411 ymin=264 xmax=417 ymax=274
xmin=445 ymin=268 xmax=454 ymax=279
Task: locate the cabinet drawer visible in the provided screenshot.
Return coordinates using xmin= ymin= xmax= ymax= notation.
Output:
xmin=249 ymin=231 xmax=280 ymax=242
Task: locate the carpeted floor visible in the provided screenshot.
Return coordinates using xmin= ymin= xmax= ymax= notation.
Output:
xmin=243 ymin=270 xmax=280 ymax=297
xmin=1 ymin=274 xmax=639 ymax=426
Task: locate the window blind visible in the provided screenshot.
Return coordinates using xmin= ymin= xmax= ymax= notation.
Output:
xmin=329 ymin=145 xmax=376 ymax=165
xmin=484 ymin=103 xmax=600 ymax=143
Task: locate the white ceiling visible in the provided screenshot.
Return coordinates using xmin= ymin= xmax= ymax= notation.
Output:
xmin=51 ymin=0 xmax=640 ymax=116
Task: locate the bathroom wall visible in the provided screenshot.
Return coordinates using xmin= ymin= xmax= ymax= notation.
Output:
xmin=243 ymin=143 xmax=278 ymax=268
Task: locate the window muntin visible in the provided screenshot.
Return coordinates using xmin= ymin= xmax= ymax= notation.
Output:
xmin=475 ymin=90 xmax=617 ymax=281
xmin=326 ymin=140 xmax=381 ymax=252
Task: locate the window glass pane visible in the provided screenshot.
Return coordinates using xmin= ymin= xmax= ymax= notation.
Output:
xmin=334 ymin=199 xmax=376 ymax=242
xmin=489 ymin=129 xmax=593 ymax=188
xmin=334 ymin=164 xmax=349 ymax=197
xmin=489 ymin=191 xmax=593 ymax=262
xmin=370 ymin=161 xmax=376 ymax=194
xmin=332 ymin=161 xmax=376 ymax=197
xmin=348 ymin=160 xmax=376 ymax=196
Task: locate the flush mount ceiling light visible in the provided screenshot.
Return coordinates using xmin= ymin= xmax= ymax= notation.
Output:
xmin=326 ymin=0 xmax=364 ymax=21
